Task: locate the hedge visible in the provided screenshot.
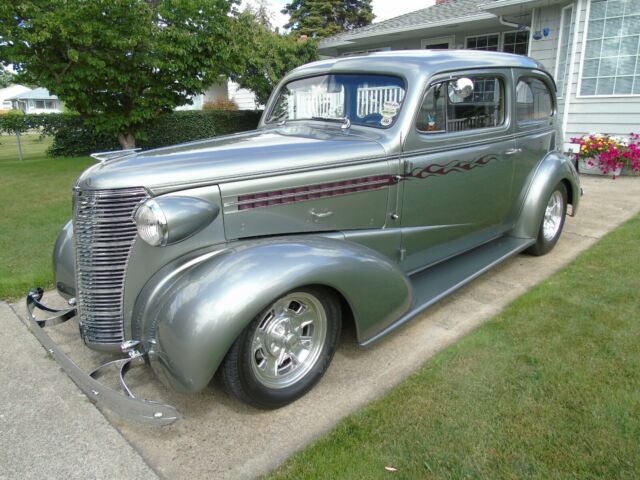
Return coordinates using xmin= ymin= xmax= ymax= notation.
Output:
xmin=0 ymin=110 xmax=263 ymax=157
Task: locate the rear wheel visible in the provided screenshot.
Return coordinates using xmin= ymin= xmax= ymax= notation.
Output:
xmin=222 ymin=286 xmax=341 ymax=409
xmin=525 ymin=182 xmax=568 ymax=256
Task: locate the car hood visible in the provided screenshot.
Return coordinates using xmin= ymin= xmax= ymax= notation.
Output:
xmin=75 ymin=124 xmax=387 ymax=192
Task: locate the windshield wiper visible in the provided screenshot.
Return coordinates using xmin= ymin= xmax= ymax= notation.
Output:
xmin=311 ymin=116 xmax=351 ymax=129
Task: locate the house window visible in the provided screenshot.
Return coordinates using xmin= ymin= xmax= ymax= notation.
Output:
xmin=35 ymin=100 xmax=46 ymax=109
xmin=417 ymin=76 xmax=505 ymax=133
xmin=503 ymin=31 xmax=530 ymax=55
xmin=556 ymin=5 xmax=575 ymax=98
xmin=516 ymin=78 xmax=554 ymax=123
xmin=466 ymin=34 xmax=500 ymax=51
xmin=580 ymin=0 xmax=640 ymax=96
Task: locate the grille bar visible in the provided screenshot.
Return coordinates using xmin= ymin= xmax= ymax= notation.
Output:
xmin=73 ymin=187 xmax=148 ymax=345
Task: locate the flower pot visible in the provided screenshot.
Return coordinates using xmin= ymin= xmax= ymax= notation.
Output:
xmin=578 ymin=158 xmax=622 ymax=177
xmin=621 ymin=166 xmax=640 ymax=176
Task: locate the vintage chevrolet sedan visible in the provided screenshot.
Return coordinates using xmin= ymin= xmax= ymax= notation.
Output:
xmin=28 ymin=50 xmax=580 ymax=423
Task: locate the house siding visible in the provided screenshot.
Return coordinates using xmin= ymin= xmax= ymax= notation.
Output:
xmin=563 ymin=0 xmax=640 ymax=141
xmin=323 ymin=0 xmax=640 ymax=142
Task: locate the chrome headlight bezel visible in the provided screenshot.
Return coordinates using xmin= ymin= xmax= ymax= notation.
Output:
xmin=134 ymin=199 xmax=168 ymax=247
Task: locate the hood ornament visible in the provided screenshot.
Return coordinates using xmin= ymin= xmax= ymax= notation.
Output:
xmin=90 ymin=148 xmax=141 ymax=163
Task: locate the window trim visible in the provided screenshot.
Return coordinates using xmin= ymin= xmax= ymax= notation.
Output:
xmin=420 ymin=35 xmax=456 ymax=49
xmin=415 ymin=72 xmax=509 ymax=137
xmin=577 ymin=0 xmax=640 ymax=98
xmin=554 ymin=4 xmax=575 ymax=99
xmin=464 ymin=32 xmax=502 ymax=52
xmin=501 ymin=29 xmax=531 ymax=55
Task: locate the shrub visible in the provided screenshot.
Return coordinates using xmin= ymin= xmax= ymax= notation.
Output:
xmin=0 ymin=110 xmax=263 ymax=156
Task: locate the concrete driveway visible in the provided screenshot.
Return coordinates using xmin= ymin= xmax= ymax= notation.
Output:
xmin=5 ymin=175 xmax=640 ymax=479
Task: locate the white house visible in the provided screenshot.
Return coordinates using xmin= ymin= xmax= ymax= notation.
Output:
xmin=8 ymin=87 xmax=64 ymax=114
xmin=319 ymin=0 xmax=640 ymax=142
xmin=177 ymin=80 xmax=261 ymax=111
xmin=0 ymin=84 xmax=31 ymax=111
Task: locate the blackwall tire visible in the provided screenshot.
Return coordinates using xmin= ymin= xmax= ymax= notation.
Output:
xmin=221 ymin=286 xmax=341 ymax=409
xmin=525 ymin=182 xmax=568 ymax=256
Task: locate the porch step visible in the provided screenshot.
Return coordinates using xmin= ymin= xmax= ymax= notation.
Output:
xmin=362 ymin=235 xmax=535 ymax=345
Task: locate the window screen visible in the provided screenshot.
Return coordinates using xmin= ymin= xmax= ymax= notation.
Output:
xmin=503 ymin=31 xmax=530 ymax=55
xmin=581 ymin=0 xmax=640 ymax=96
xmin=516 ymin=78 xmax=554 ymax=122
xmin=417 ymin=76 xmax=505 ymax=133
xmin=466 ymin=34 xmax=500 ymax=51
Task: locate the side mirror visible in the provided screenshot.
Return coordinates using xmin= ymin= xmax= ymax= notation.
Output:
xmin=448 ymin=77 xmax=474 ymax=102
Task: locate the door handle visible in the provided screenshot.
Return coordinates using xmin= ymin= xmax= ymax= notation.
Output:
xmin=504 ymin=148 xmax=522 ymax=155
xmin=310 ymin=209 xmax=333 ymax=219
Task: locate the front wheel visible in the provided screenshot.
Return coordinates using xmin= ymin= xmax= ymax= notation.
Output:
xmin=221 ymin=286 xmax=341 ymax=409
xmin=525 ymin=182 xmax=568 ymax=256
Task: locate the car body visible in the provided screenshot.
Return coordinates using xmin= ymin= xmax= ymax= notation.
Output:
xmin=30 ymin=50 xmax=580 ymax=422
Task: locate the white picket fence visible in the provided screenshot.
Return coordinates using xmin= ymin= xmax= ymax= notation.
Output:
xmin=356 ymin=86 xmax=405 ymax=118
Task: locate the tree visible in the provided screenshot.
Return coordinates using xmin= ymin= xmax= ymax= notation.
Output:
xmin=230 ymin=6 xmax=318 ymax=106
xmin=0 ymin=0 xmax=244 ymax=148
xmin=0 ymin=68 xmax=14 ymax=88
xmin=282 ymin=0 xmax=375 ymax=38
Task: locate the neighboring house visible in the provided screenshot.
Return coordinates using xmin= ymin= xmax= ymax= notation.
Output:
xmin=319 ymin=0 xmax=640 ymax=143
xmin=0 ymin=84 xmax=31 ymax=111
xmin=177 ymin=80 xmax=261 ymax=111
xmin=8 ymin=87 xmax=63 ymax=114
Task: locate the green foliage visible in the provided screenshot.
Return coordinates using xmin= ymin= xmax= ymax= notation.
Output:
xmin=230 ymin=8 xmax=318 ymax=106
xmin=282 ymin=0 xmax=375 ymax=38
xmin=0 ymin=0 xmax=244 ymax=148
xmin=0 ymin=111 xmax=262 ymax=156
xmin=0 ymin=67 xmax=15 ymax=88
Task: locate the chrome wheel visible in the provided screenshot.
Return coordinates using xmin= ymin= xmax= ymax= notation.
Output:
xmin=250 ymin=292 xmax=328 ymax=389
xmin=543 ymin=190 xmax=564 ymax=241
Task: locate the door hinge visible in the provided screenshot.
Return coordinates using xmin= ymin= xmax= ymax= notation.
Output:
xmin=398 ymin=248 xmax=406 ymax=262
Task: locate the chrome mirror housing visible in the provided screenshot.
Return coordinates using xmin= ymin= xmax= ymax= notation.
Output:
xmin=448 ymin=77 xmax=474 ymax=102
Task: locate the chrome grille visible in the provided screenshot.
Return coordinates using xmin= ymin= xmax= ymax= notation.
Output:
xmin=73 ymin=187 xmax=148 ymax=345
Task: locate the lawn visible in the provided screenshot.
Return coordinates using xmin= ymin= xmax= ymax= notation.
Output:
xmin=0 ymin=133 xmax=53 ymax=162
xmin=0 ymin=153 xmax=92 ymax=299
xmin=269 ymin=215 xmax=640 ymax=479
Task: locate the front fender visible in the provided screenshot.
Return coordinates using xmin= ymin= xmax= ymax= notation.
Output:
xmin=53 ymin=220 xmax=76 ymax=299
xmin=136 ymin=237 xmax=412 ymax=393
xmin=510 ymin=151 xmax=580 ymax=239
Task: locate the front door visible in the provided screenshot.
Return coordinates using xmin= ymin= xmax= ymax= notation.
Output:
xmin=400 ymin=70 xmax=515 ymax=273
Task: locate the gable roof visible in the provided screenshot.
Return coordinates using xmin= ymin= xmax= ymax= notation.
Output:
xmin=7 ymin=87 xmax=58 ymax=101
xmin=320 ymin=0 xmax=501 ymax=48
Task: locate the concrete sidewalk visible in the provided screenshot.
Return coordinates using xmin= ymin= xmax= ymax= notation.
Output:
xmin=0 ymin=301 xmax=157 ymax=479
xmin=4 ymin=175 xmax=640 ymax=479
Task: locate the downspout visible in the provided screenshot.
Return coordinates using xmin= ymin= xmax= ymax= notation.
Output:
xmin=498 ymin=16 xmax=531 ymax=31
xmin=562 ymin=0 xmax=583 ymax=143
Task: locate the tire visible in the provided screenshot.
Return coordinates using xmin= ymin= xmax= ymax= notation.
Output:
xmin=221 ymin=286 xmax=341 ymax=409
xmin=525 ymin=182 xmax=568 ymax=256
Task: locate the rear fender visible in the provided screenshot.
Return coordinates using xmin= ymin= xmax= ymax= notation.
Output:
xmin=510 ymin=151 xmax=580 ymax=239
xmin=135 ymin=237 xmax=412 ymax=393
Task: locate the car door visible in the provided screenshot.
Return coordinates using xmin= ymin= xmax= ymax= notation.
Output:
xmin=399 ymin=69 xmax=516 ymax=273
xmin=510 ymin=70 xmax=557 ymax=209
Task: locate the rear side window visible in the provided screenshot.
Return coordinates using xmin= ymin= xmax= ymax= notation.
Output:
xmin=416 ymin=76 xmax=505 ymax=133
xmin=516 ymin=78 xmax=554 ymax=123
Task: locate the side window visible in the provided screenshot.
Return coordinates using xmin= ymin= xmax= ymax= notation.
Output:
xmin=516 ymin=78 xmax=553 ymax=123
xmin=417 ymin=76 xmax=505 ymax=134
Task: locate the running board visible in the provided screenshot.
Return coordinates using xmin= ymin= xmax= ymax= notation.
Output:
xmin=362 ymin=236 xmax=535 ymax=346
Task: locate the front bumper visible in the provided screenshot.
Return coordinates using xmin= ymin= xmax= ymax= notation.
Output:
xmin=26 ymin=288 xmax=179 ymax=426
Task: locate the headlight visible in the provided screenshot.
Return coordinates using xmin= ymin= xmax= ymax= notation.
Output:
xmin=134 ymin=199 xmax=168 ymax=246
xmin=134 ymin=196 xmax=219 ymax=247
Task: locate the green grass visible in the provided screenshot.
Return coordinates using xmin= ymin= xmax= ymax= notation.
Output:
xmin=0 ymin=154 xmax=93 ymax=299
xmin=0 ymin=134 xmax=53 ymax=162
xmin=268 ymin=215 xmax=640 ymax=480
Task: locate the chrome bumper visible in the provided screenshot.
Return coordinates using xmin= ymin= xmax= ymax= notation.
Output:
xmin=26 ymin=288 xmax=180 ymax=426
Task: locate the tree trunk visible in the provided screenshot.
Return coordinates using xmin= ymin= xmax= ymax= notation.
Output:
xmin=117 ymin=131 xmax=136 ymax=149
xmin=16 ymin=132 xmax=23 ymax=161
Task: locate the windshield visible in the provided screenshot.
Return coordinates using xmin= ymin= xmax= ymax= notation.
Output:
xmin=266 ymin=74 xmax=406 ymax=129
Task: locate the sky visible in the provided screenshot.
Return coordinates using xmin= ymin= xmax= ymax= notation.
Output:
xmin=242 ymin=0 xmax=434 ymax=31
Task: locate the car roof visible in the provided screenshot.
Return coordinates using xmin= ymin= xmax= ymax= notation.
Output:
xmin=290 ymin=49 xmax=546 ymax=78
